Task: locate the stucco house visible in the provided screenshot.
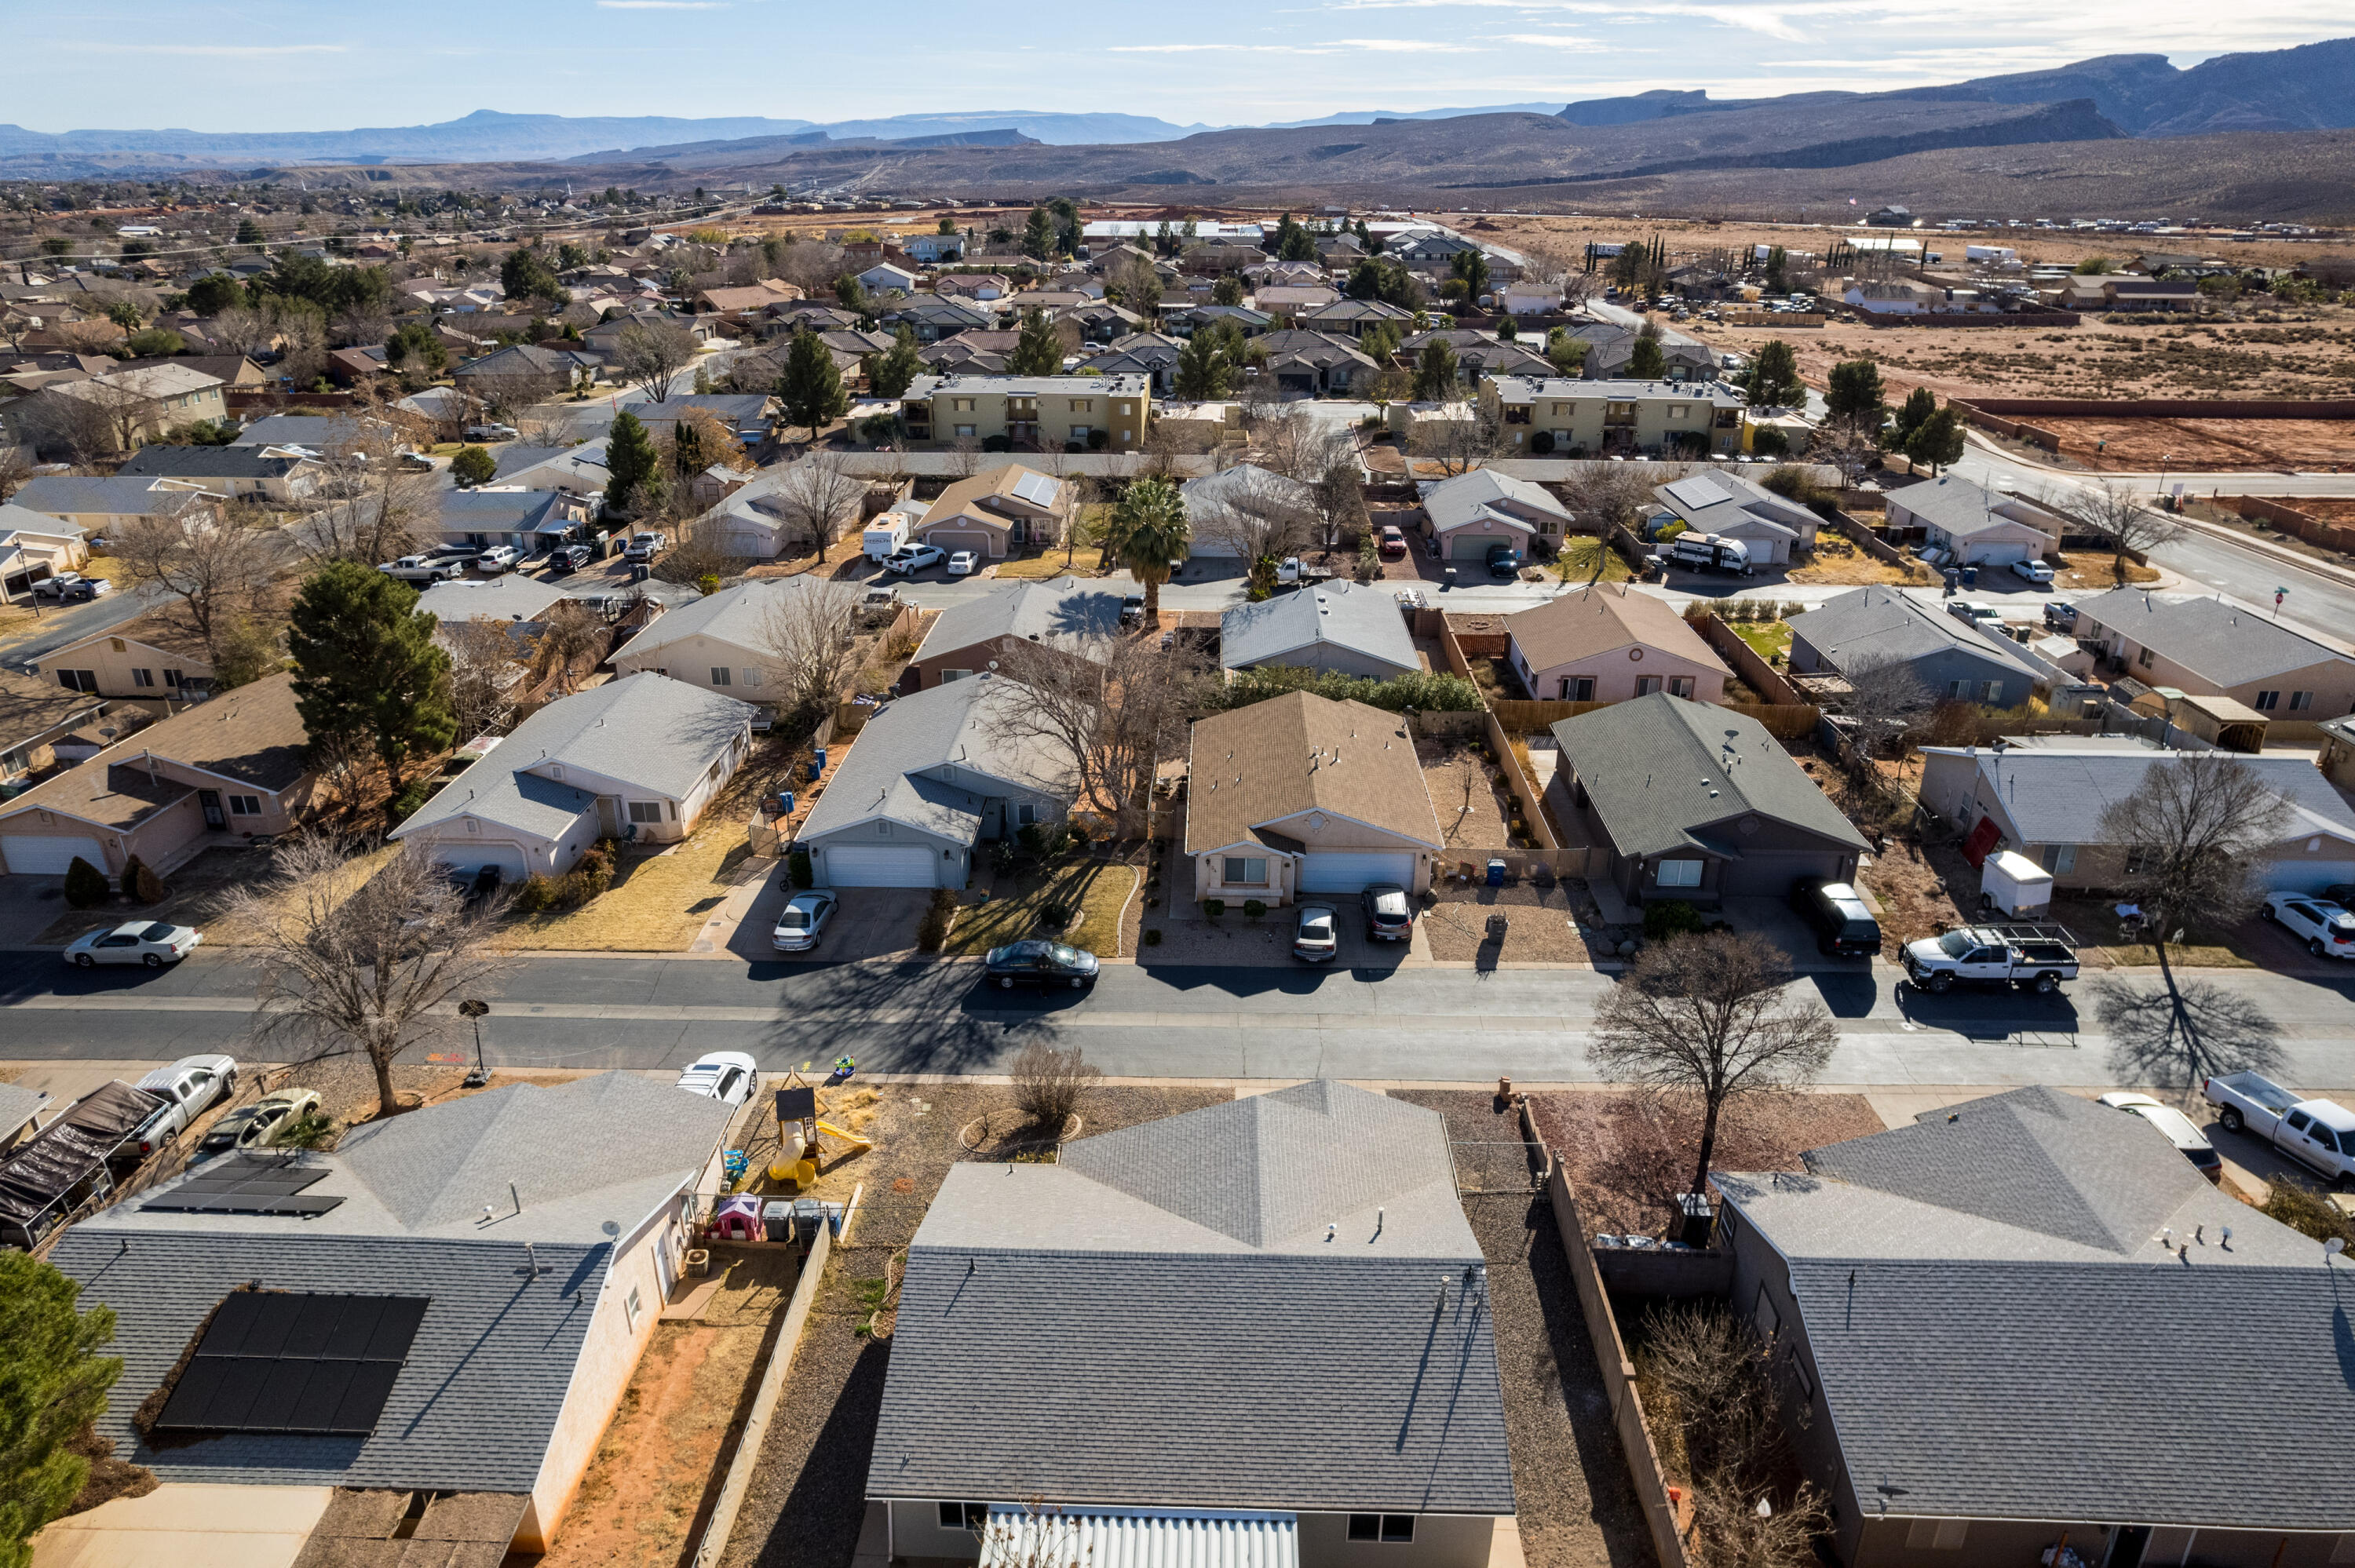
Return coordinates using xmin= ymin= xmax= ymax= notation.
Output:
xmin=0 ymin=669 xmax=108 ymax=786
xmin=1787 ymin=586 xmax=2048 ymax=710
xmin=901 ymin=577 xmax=1126 ymax=693
xmin=1889 ymin=474 xmax=2061 ymax=567
xmin=1182 ymin=462 xmax=1319 ymax=558
xmin=1504 ymin=584 xmax=1730 ymax=704
xmin=115 ymin=443 xmax=323 ymax=502
xmin=606 ymin=578 xmax=839 ymax=700
xmin=10 ymin=475 xmax=211 ymax=534
xmin=1651 ymin=470 xmax=1820 ymax=566
xmin=911 ymin=465 xmax=1071 ymax=560
xmin=1221 ymin=582 xmax=1420 ymax=681
xmin=795 ymin=674 xmax=1072 ymax=889
xmin=36 ymin=613 xmax=214 ymax=701
xmin=1185 ymin=690 xmax=1443 ymax=906
xmin=2072 ymin=589 xmax=2355 ymax=717
xmin=389 ymin=673 xmax=756 ymax=883
xmin=1417 ymin=469 xmax=1575 ymax=563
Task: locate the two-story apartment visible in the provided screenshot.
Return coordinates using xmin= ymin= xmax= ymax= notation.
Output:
xmin=11 ymin=363 xmax=227 ymax=458
xmin=1478 ymin=376 xmax=1747 ymax=458
xmin=900 ymin=374 xmax=1151 ymax=451
xmin=2072 ymin=589 xmax=2355 ymax=717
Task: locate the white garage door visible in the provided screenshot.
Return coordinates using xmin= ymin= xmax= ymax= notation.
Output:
xmin=431 ymin=843 xmax=529 ymax=882
xmin=1298 ymin=851 xmax=1415 ymax=894
xmin=821 ymin=844 xmax=940 ymax=888
xmin=2267 ymin=861 xmax=2355 ymax=897
xmin=1449 ymin=533 xmax=1499 ymax=562
xmin=2 ymin=835 xmax=107 ymax=877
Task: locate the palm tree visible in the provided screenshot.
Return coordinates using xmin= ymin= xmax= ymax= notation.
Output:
xmin=1107 ymin=475 xmax=1189 ymax=625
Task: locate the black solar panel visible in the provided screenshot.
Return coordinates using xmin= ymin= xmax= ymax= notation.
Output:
xmin=152 ymin=1291 xmax=430 ymax=1436
xmin=140 ymin=1158 xmax=343 ymax=1218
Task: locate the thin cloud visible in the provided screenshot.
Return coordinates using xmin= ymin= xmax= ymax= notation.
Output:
xmin=62 ymin=41 xmax=349 ymax=56
xmin=596 ymin=2 xmax=729 ymax=9
xmin=1334 ymin=35 xmax=1478 ymax=48
xmin=1491 ymin=31 xmax=1601 ymax=46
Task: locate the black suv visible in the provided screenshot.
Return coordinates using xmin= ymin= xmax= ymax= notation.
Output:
xmin=1791 ymin=879 xmax=1882 ymax=957
xmin=1363 ymin=884 xmax=1415 ymax=941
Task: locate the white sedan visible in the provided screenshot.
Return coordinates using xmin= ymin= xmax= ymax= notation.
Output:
xmin=674 ymin=1051 xmax=759 ymax=1107
xmin=2010 ymin=558 xmax=2055 ymax=583
xmin=2096 ymin=1092 xmax=2224 ymax=1182
xmin=772 ymin=891 xmax=839 ymax=953
xmin=945 ymin=550 xmax=980 ymax=577
xmin=64 ymin=921 xmax=202 ymax=969
xmin=2264 ymin=892 xmax=2355 ymax=958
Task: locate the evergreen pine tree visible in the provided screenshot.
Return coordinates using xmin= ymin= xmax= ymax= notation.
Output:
xmin=288 ymin=561 xmax=455 ymax=788
xmin=865 ymin=327 xmax=926 ymax=399
xmin=776 ymin=330 xmax=849 ymax=437
xmin=1007 ymin=308 xmax=1064 ymax=377
xmin=1411 ymin=337 xmax=1459 ymax=402
xmin=1888 ymin=385 xmax=1938 ymax=450
xmin=604 ymin=408 xmax=660 ymax=517
xmin=0 ymin=1251 xmax=124 ymax=1553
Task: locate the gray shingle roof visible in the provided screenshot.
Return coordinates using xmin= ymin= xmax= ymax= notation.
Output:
xmin=1927 ymin=743 xmax=2355 ymax=848
xmin=231 ymin=414 xmax=370 ymax=449
xmin=1550 ymin=692 xmax=1868 ymax=859
xmin=116 ymin=446 xmax=311 ymax=481
xmin=867 ymin=1082 xmax=1513 ymax=1514
xmin=797 ymin=673 xmax=1070 ymax=845
xmin=2074 ymin=587 xmax=2355 ymax=687
xmin=610 ymin=577 xmax=833 ymax=662
xmin=433 ymin=488 xmax=577 ymax=534
xmin=1786 ymin=586 xmax=2039 ymax=676
xmin=10 ymin=476 xmax=191 ymax=518
xmin=416 ymin=575 xmax=568 ymax=625
xmin=1889 ymin=472 xmax=2060 ymax=541
xmin=1652 ymin=469 xmax=1811 ymax=542
xmin=1418 ymin=468 xmax=1573 ymax=534
xmin=910 ymin=578 xmax=1128 ymax=667
xmin=1220 ymin=581 xmax=1418 ymax=676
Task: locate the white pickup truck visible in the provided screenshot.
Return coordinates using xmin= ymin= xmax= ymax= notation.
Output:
xmin=2203 ymin=1072 xmax=2355 ymax=1187
xmin=1900 ymin=923 xmax=2080 ymax=994
xmin=124 ymin=1054 xmax=239 ymax=1161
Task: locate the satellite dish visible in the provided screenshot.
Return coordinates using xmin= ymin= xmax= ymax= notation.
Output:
xmin=601 ymin=1220 xmax=621 ymax=1237
xmin=2329 ymin=1237 xmax=2347 ymax=1258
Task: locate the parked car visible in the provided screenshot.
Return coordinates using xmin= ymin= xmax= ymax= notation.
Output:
xmin=983 ymin=939 xmax=1101 ymax=990
xmin=1378 ymin=524 xmax=1408 ymax=559
xmin=32 ymin=572 xmax=108 ymax=601
xmin=2202 ymin=1071 xmax=2355 ymax=1187
xmin=2095 ymin=1091 xmax=2223 ymax=1183
xmin=674 ymin=1051 xmax=758 ymax=1107
xmin=884 ymin=543 xmax=946 ymax=576
xmin=1120 ymin=593 xmax=1145 ymax=625
xmin=378 ymin=555 xmax=465 ymax=582
xmin=1485 ymin=543 xmax=1523 ymax=578
xmin=462 ymin=423 xmax=520 ymax=442
xmin=545 ymin=542 xmax=594 ymax=574
xmin=622 ymin=531 xmax=665 ymax=563
xmin=398 ymin=450 xmax=435 ymax=471
xmin=2042 ymin=600 xmax=2079 ymax=629
xmin=772 ymin=891 xmax=839 ymax=953
xmin=475 ymin=545 xmax=523 ymax=574
xmin=196 ymin=1087 xmax=323 ymax=1159
xmin=2010 ymin=557 xmax=2055 ymax=584
xmin=945 ymin=549 xmax=980 ymax=577
xmin=2262 ymin=891 xmax=2355 ymax=958
xmin=1791 ymin=879 xmax=1882 ymax=957
xmin=1293 ymin=903 xmax=1340 ymax=963
xmin=1900 ymin=922 xmax=2079 ymax=993
xmin=1363 ymin=884 xmax=1415 ymax=942
xmin=127 ymin=1054 xmax=238 ymax=1158
xmin=64 ymin=921 xmax=202 ymax=969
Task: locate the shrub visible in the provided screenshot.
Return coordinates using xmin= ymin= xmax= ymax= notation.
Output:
xmin=1086 ymin=428 xmax=1108 ymax=451
xmin=64 ymin=856 xmax=110 ymax=909
xmin=568 ymin=841 xmax=616 ymax=903
xmin=1142 ymin=927 xmax=1163 ymax=946
xmin=389 ymin=779 xmax=432 ymax=820
xmin=917 ymin=887 xmax=958 ymax=952
xmin=120 ymin=855 xmax=165 ymax=904
xmin=2262 ymin=1179 xmax=2355 ymax=1245
xmin=1528 ymin=429 xmax=1556 ymax=455
xmin=511 ymin=873 xmax=561 ymax=913
xmin=1010 ymin=1041 xmax=1101 ymax=1131
xmin=981 ymin=433 xmax=1013 ymax=453
xmin=1208 ymin=665 xmax=1481 ymax=715
xmin=1203 ymin=898 xmax=1226 ymax=921
xmin=789 ymin=849 xmax=812 ymax=889
xmin=1041 ymin=901 xmax=1074 ymax=930
xmin=1643 ymin=899 xmax=1706 ymax=940
xmin=1243 ymin=899 xmax=1266 ymax=921
xmin=278 ymin=1112 xmax=336 ymax=1150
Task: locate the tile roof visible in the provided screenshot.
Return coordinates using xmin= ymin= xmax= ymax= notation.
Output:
xmin=797 ymin=673 xmax=1071 ymax=845
xmin=2074 ymin=587 xmax=2355 ymax=687
xmin=1785 ymin=585 xmax=2041 ymax=676
xmin=1220 ymin=581 xmax=1418 ymax=676
xmin=1184 ymin=691 xmax=1440 ymax=855
xmin=1503 ymin=583 xmax=1729 ymax=675
xmin=911 ymin=577 xmax=1126 ymax=665
xmin=867 ymin=1081 xmax=1513 ymax=1513
xmin=1926 ymin=743 xmax=2355 ymax=848
xmin=1550 ymin=692 xmax=1868 ymax=859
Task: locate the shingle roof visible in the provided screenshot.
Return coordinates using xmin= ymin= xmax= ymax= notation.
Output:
xmin=1184 ymin=691 xmax=1440 ymax=855
xmin=116 ymin=445 xmax=312 ymax=481
xmin=416 ymin=575 xmax=569 ymax=626
xmin=2074 ymin=587 xmax=2355 ymax=687
xmin=1550 ymin=692 xmax=1868 ymax=859
xmin=433 ymin=488 xmax=579 ymax=534
xmin=1926 ymin=743 xmax=2355 ymax=848
xmin=1889 ymin=472 xmax=2061 ymax=541
xmin=911 ymin=577 xmax=1126 ymax=666
xmin=1503 ymin=583 xmax=1729 ymax=675
xmin=11 ymin=476 xmax=194 ymax=519
xmin=232 ymin=414 xmax=372 ymax=450
xmin=608 ymin=576 xmax=832 ymax=662
xmin=1786 ymin=585 xmax=2040 ymax=676
xmin=1418 ymin=467 xmax=1573 ymax=534
xmin=0 ymin=667 xmax=104 ymax=749
xmin=867 ymin=1081 xmax=1513 ymax=1513
xmin=2 ymin=674 xmax=308 ymax=828
xmin=797 ymin=673 xmax=1070 ymax=845
xmin=1220 ymin=581 xmax=1418 ymax=676
xmin=1652 ymin=469 xmax=1810 ymax=542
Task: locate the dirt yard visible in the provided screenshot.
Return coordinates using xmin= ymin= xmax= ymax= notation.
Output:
xmin=1425 ymin=878 xmax=1597 ymax=966
xmin=2036 ymin=416 xmax=2355 ymax=472
xmin=1422 ymin=737 xmax=1521 ymax=849
xmin=1784 ymin=534 xmax=1926 ymax=585
xmin=1532 ymin=1089 xmax=1887 ymax=1239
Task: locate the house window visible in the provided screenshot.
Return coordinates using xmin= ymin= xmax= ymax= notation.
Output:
xmin=940 ymin=669 xmax=970 ymax=682
xmin=628 ymin=800 xmax=663 ymax=824
xmin=1069 ymin=400 xmax=1092 ymax=414
xmin=741 ymin=668 xmax=762 ymax=687
xmin=2291 ymin=691 xmax=2314 ymax=711
xmin=2045 ymin=844 xmax=2078 ymax=875
xmin=1635 ymin=676 xmax=1663 ymax=697
xmin=228 ymin=795 xmax=261 ymax=816
xmin=1348 ymin=1515 xmax=1418 ymax=1543
xmin=2124 ymin=849 xmax=2151 ymax=877
xmin=939 ymin=1503 xmax=988 ymax=1531
xmin=710 ymin=666 xmax=732 ymax=686
xmin=1948 ymin=680 xmax=1971 ymax=699
xmin=1551 ymin=402 xmax=1572 ymax=416
xmin=878 ymin=822 xmax=891 ymax=836
xmin=623 ymin=1285 xmax=643 ymax=1331
xmin=550 ymin=764 xmax=564 ymax=779
xmin=1656 ymin=859 xmax=1703 ymax=888
xmin=1981 ymin=680 xmax=2003 ymax=703
xmin=59 ymin=669 xmax=98 ymax=694
xmin=2136 ymin=646 xmax=2155 ymax=668
xmin=954 ymin=424 xmax=977 ymax=439
xmin=1751 ymin=1283 xmax=1781 ymax=1340
xmin=1667 ymin=676 xmax=1695 ymax=698
xmin=132 ymin=668 xmax=155 ymax=688
xmin=164 ymin=669 xmax=183 ymax=687
xmin=1015 ymin=804 xmax=1039 ymax=826
xmin=951 ymin=398 xmax=976 ymax=413
xmin=2254 ymin=690 xmax=2280 ymax=710
xmin=465 ymin=819 xmax=479 ymax=834
xmin=1558 ymin=676 xmax=1594 ymax=702
xmin=1223 ymin=856 xmax=1269 ymax=886
xmin=1669 ymin=404 xmax=1689 ymax=419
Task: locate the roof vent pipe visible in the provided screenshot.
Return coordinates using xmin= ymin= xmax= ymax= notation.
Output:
xmin=1375 ymin=1206 xmax=1385 ymax=1238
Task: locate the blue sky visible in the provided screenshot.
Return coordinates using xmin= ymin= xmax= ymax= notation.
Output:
xmin=11 ymin=0 xmax=2347 ymax=132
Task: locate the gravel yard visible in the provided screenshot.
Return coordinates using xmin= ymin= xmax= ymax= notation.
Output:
xmin=1392 ymin=1090 xmax=1652 ymax=1568
xmin=1425 ymin=879 xmax=1597 ymax=966
xmin=1422 ymin=737 xmax=1521 ymax=850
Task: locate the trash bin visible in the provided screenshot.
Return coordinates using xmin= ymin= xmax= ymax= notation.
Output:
xmin=1960 ymin=565 xmax=1978 ymax=586
xmin=778 ymin=790 xmax=795 ymax=817
xmin=761 ymin=1201 xmax=793 ymax=1242
xmin=1486 ymin=858 xmax=1506 ymax=888
xmin=630 ymin=563 xmax=650 ymax=582
xmin=1441 ymin=567 xmax=1457 ymax=591
xmin=792 ymin=1198 xmax=825 ymax=1242
xmin=811 ymin=746 xmax=827 ymax=775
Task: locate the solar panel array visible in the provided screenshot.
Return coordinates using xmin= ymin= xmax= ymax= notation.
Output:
xmin=140 ymin=1157 xmax=345 ymax=1218
xmin=152 ymin=1291 xmax=431 ymax=1436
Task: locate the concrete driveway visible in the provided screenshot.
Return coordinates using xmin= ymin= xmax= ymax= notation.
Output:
xmin=731 ymin=884 xmax=931 ymax=964
xmin=1716 ymin=895 xmax=1866 ymax=972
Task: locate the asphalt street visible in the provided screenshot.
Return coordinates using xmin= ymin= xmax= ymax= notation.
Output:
xmin=5 ymin=948 xmax=2351 ymax=1093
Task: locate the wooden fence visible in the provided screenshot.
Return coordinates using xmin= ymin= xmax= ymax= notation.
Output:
xmin=1694 ymin=614 xmax=1805 ymax=706
xmin=1485 ymin=709 xmax=1558 ymax=851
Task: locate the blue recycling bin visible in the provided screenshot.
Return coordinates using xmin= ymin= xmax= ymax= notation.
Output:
xmin=1960 ymin=565 xmax=1978 ymax=586
xmin=778 ymin=790 xmax=795 ymax=818
xmin=1486 ymin=858 xmax=1506 ymax=888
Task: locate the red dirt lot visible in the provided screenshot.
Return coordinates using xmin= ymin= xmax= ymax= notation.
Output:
xmin=2038 ymin=417 xmax=2355 ymax=472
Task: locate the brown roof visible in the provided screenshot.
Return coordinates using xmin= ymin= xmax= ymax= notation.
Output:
xmin=1 ymin=673 xmax=308 ymax=829
xmin=1183 ymin=690 xmax=1440 ymax=855
xmin=49 ymin=610 xmax=213 ymax=668
xmin=920 ymin=465 xmax=1064 ymax=528
xmin=0 ymin=669 xmax=106 ymax=748
xmin=2 ymin=753 xmax=191 ymax=832
xmin=1502 ymin=583 xmax=1731 ymax=675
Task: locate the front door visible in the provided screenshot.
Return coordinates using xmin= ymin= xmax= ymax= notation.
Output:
xmin=980 ymin=799 xmax=1004 ymax=841
xmin=198 ymin=789 xmax=225 ymax=829
xmin=2103 ymin=1526 xmax=2150 ymax=1568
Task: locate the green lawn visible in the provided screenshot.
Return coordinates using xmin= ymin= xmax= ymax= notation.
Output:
xmin=945 ymin=859 xmax=1137 ymax=957
xmin=1552 ymin=537 xmax=1635 ymax=583
xmin=1725 ymin=620 xmax=1792 ymax=662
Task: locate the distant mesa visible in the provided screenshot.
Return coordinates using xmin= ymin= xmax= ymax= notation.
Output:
xmin=1559 ymin=89 xmax=1715 ymax=127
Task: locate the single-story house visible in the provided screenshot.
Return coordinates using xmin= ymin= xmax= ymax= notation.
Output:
xmin=1166 ymin=304 xmax=1273 ymax=340
xmin=1184 ymin=690 xmax=1444 ymax=906
xmin=694 ymin=466 xmax=859 ymax=560
xmin=920 ymin=328 xmax=1020 ymax=376
xmin=1713 ymin=1085 xmax=2355 ymax=1568
xmin=1550 ymin=692 xmax=1868 ymax=906
xmin=796 ymin=674 xmax=1072 ymax=889
xmin=229 ymin=414 xmax=383 ymax=458
xmin=9 ymin=475 xmax=209 ymax=534
xmin=417 ymin=574 xmax=571 ymax=642
xmin=432 ymin=487 xmax=590 ymax=552
xmin=1300 ymin=297 xmax=1415 ymax=340
xmin=912 ymin=465 xmax=1070 ymax=560
xmin=1221 ymin=581 xmax=1419 ymax=681
xmin=630 ymin=393 xmax=773 ymax=449
xmin=1916 ymin=737 xmax=2355 ymax=891
xmin=881 ymin=297 xmax=995 ymax=343
xmin=608 ymin=577 xmax=843 ymax=698
xmin=902 ymin=577 xmax=1126 ymax=693
xmin=395 ymin=385 xmax=472 ymax=443
xmin=1417 ymin=468 xmax=1575 ymax=563
xmin=2072 ymin=588 xmax=2355 ymax=717
xmin=47 ymin=1072 xmax=739 ymax=1559
xmin=1651 ymin=470 xmax=1819 ymax=566
xmin=1075 ymin=331 xmax=1182 ymax=393
xmin=35 ymin=613 xmax=213 ymax=701
xmin=933 ymin=272 xmax=1011 ymax=302
xmin=1505 ymin=583 xmax=1730 ymax=704
xmin=868 ymin=1081 xmax=1514 ymax=1568
xmin=856 ymin=262 xmax=923 ymax=297
xmin=1401 ymin=329 xmax=1553 ymax=386
xmin=452 ymin=345 xmax=600 ymax=408
xmin=1887 ymin=473 xmax=2061 ymax=567
xmin=490 ymin=438 xmax=612 ymax=501
xmin=2321 ymin=714 xmax=2355 ymax=789
xmin=389 ymin=673 xmax=756 ymax=881
xmin=1787 ymin=586 xmax=2047 ymax=710
xmin=0 ymin=673 xmax=312 ymax=877
xmin=1181 ymin=462 xmax=1319 ymax=558
xmin=115 ymin=442 xmax=323 ymax=501
xmin=0 ymin=501 xmax=89 ymax=592
xmin=0 ymin=668 xmax=109 ymax=785
xmin=1258 ymin=329 xmax=1380 ymax=398
xmin=1254 ymin=284 xmax=1342 ymax=315
xmin=1842 ymin=279 xmax=1941 ymax=316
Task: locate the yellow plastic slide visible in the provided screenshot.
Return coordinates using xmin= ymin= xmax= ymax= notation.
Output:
xmin=814 ymin=1118 xmax=873 ymax=1150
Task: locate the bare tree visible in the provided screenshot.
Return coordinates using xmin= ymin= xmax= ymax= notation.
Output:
xmin=1588 ymin=930 xmax=1837 ymax=1202
xmin=294 ymin=398 xmax=437 ymax=565
xmin=985 ymin=631 xmax=1209 ymax=835
xmin=112 ymin=509 xmax=274 ymax=662
xmin=1191 ymin=462 xmax=1317 ymax=563
xmin=225 ymin=837 xmax=514 ymax=1122
xmin=1408 ymin=406 xmax=1502 ymax=478
xmin=1807 ymin=416 xmax=1882 ymax=491
xmin=439 ymin=618 xmax=521 ymax=737
xmin=524 ymin=600 xmax=608 ymax=696
xmin=945 ymin=432 xmax=982 ymax=480
xmin=775 ymin=240 xmax=846 ymax=297
xmin=2097 ymin=749 xmax=2289 ymax=996
xmin=2035 ymin=480 xmax=2182 ymax=582
xmin=613 ymin=318 xmax=699 ymax=403
xmin=973 ymin=1500 xmax=1091 ymax=1568
xmin=772 ymin=448 xmax=867 ymax=563
xmin=757 ymin=580 xmax=864 ymax=719
xmin=1010 ymin=1042 xmax=1101 ymax=1132
xmin=1558 ymin=460 xmax=1656 ymax=540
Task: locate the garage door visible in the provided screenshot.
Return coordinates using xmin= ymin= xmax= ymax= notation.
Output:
xmin=1451 ymin=533 xmax=1508 ymax=562
xmin=925 ymin=531 xmax=994 ymax=557
xmin=429 ymin=843 xmax=529 ymax=882
xmin=2266 ymin=861 xmax=2355 ymax=897
xmin=2 ymin=835 xmax=108 ymax=877
xmin=1298 ymin=851 xmax=1415 ymax=894
xmin=820 ymin=844 xmax=940 ymax=888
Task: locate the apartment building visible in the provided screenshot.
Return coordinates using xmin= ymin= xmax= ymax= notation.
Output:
xmin=901 ymin=374 xmax=1152 ymax=450
xmin=1478 ymin=376 xmax=1746 ymax=458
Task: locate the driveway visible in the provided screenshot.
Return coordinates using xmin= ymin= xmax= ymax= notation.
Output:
xmin=1716 ymin=894 xmax=1867 ymax=972
xmin=730 ymin=884 xmax=931 ymax=965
